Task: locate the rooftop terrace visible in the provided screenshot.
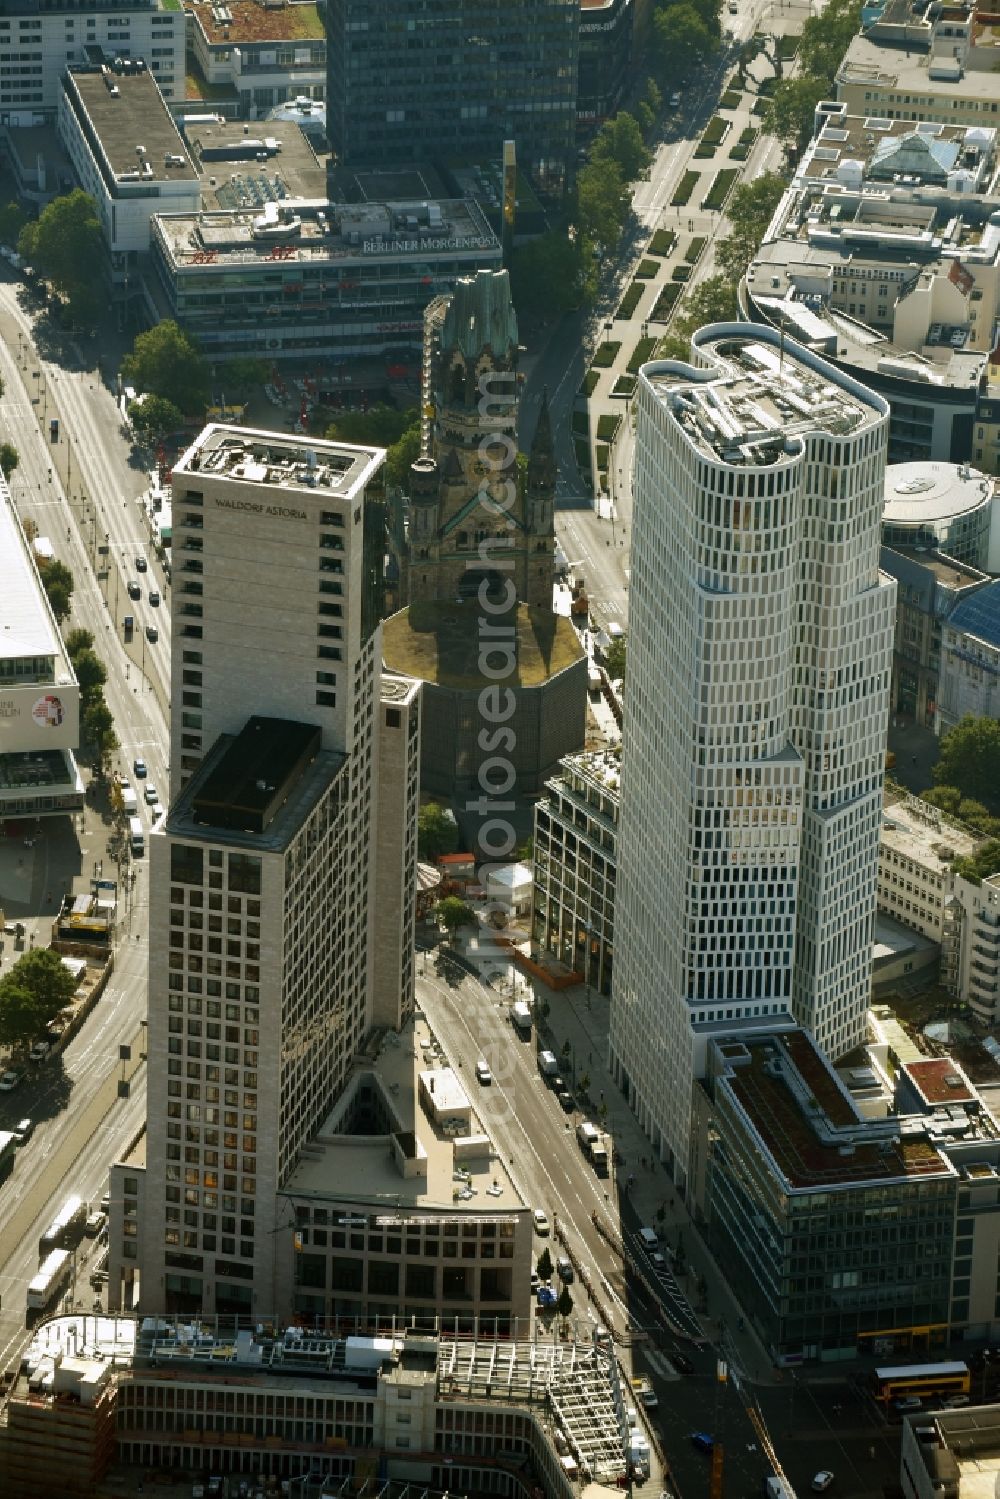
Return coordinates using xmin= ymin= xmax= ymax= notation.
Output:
xmin=187 ymin=0 xmax=326 ymax=44
xmin=880 ymin=791 xmax=982 ymax=866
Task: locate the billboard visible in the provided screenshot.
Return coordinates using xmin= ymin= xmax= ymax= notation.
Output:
xmin=0 ymin=681 xmax=80 ymax=753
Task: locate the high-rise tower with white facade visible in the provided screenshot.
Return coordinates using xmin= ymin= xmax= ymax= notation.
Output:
xmin=609 ymin=326 xmax=896 ymax=1180
xmin=125 ymin=426 xmax=419 ymax=1318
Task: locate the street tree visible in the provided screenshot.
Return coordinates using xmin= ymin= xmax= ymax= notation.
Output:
xmin=0 ymin=441 xmax=18 ymax=476
xmin=436 ymin=896 xmax=476 ymax=940
xmin=17 ymin=190 xmax=103 ymax=326
xmin=537 ymin=1247 xmax=553 ymax=1281
xmin=509 ymin=230 xmax=590 ymax=318
xmin=122 ymin=320 xmax=210 ymax=414
xmin=576 ymin=159 xmax=630 ymax=249
xmin=0 ymin=201 xmax=27 ymax=249
xmin=38 ymin=557 xmax=74 ymax=623
xmin=218 ymin=357 xmax=269 ymax=397
xmin=557 ymin=1284 xmax=574 ymax=1326
xmin=72 ymin=647 xmax=108 ymax=704
xmin=83 ymin=697 xmax=118 ymax=773
xmin=591 ymin=112 xmax=651 ymax=181
xmin=129 ymin=395 xmax=185 ymax=445
xmin=798 ymin=0 xmax=863 ymax=85
xmin=64 ymin=628 xmax=95 ymax=660
xmin=0 ymin=982 xmax=48 ymax=1051
xmin=652 ymin=4 xmax=716 ymax=86
xmin=387 ymin=418 xmax=423 ymax=490
xmin=7 ymin=947 xmax=77 ymax=1018
xmin=933 ymin=716 xmax=1000 ymax=813
xmin=716 ymin=173 xmax=787 ymax=281
xmin=766 ymin=76 xmax=831 ymax=158
xmin=325 ymin=404 xmax=417 ymax=449
xmin=605 ymin=635 xmax=626 ymax=681
xmin=658 ymin=274 xmax=738 ymax=359
xmin=418 ymin=802 xmax=460 ymax=860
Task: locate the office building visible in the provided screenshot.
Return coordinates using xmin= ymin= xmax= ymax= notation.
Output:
xmin=837 ymin=0 xmax=1000 ymax=133
xmin=1 ymin=1316 xmax=647 ymax=1498
xmin=693 ymin=1026 xmax=1000 ymax=1362
xmin=149 ymin=193 xmax=501 ymax=363
xmin=184 ymin=0 xmax=326 ymax=119
xmin=131 ymin=424 xmax=413 ymax=1318
xmin=58 ymin=63 xmax=199 ymax=274
xmin=938 ymin=578 xmax=1000 ymax=729
xmin=325 ymin=0 xmax=580 ymax=193
xmin=577 ymin=0 xmax=633 ymax=130
xmin=879 ymin=544 xmax=987 ymax=728
xmin=740 ymin=101 xmax=1000 ymax=466
xmin=882 ymin=462 xmax=999 ymax=571
xmin=0 ymin=468 xmax=84 ymax=823
xmin=0 ymin=2 xmax=184 ymax=120
xmin=532 ymin=748 xmax=620 ymax=996
xmin=901 ymin=1404 xmax=1000 ymax=1499
xmin=610 ymin=326 xmax=896 ymax=1181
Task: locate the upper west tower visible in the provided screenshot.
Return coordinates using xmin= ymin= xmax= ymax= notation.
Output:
xmin=610 ymin=325 xmax=896 ymax=1182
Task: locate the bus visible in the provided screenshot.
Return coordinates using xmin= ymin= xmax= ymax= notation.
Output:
xmin=38 ymin=1195 xmax=87 ymax=1258
xmin=874 ymin=1361 xmax=970 ymax=1405
xmin=27 ymin=1249 xmax=72 ymax=1311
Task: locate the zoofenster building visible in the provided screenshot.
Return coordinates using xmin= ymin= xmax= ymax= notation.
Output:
xmin=610 ymin=325 xmax=896 ymax=1183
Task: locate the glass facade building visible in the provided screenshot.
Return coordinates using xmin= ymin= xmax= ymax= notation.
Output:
xmin=326 ymin=0 xmax=579 ymax=192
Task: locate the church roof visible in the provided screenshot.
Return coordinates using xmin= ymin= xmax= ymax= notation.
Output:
xmin=441 ymin=268 xmax=518 ymax=362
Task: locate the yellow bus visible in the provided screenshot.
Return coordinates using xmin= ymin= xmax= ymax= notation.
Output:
xmin=874 ymin=1361 xmax=970 ymax=1404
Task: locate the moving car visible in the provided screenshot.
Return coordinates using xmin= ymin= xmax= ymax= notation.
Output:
xmin=943 ymin=1394 xmax=971 ymax=1408
xmin=133 ymin=759 xmax=147 ymax=778
xmin=557 ymin=1090 xmax=575 ymax=1112
xmin=146 ymin=625 xmax=158 ymax=643
xmin=0 ymin=1069 xmax=22 ymax=1092
xmin=812 ymin=1474 xmax=834 ymax=1493
xmin=135 ymin=556 xmax=147 ymax=572
xmin=12 ymin=1118 xmax=33 ymax=1145
xmin=673 ymin=1352 xmax=695 ymax=1376
xmin=144 ymin=785 xmax=158 ymax=805
xmin=85 ymin=1210 xmax=106 ymax=1238
xmin=893 ymin=1395 xmax=923 ymax=1413
xmin=475 ymin=1060 xmax=492 ymax=1085
xmin=127 ymin=580 xmax=141 ymax=600
xmin=149 ymin=590 xmax=160 ymax=607
xmin=532 ymin=1208 xmax=550 ymax=1236
xmin=690 ymin=1432 xmax=714 ymax=1454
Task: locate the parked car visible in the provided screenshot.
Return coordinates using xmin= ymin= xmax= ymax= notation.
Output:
xmin=12 ymin=1117 xmax=33 ymax=1145
xmin=133 ymin=758 xmax=147 ymax=778
xmin=85 ymin=1210 xmax=106 ymax=1238
xmin=557 ymin=1091 xmax=575 ymax=1112
xmin=0 ymin=1069 xmax=22 ymax=1092
xmin=812 ymin=1474 xmax=835 ymax=1493
xmin=28 ymin=1040 xmax=50 ymax=1063
xmin=532 ymin=1208 xmax=550 ymax=1236
xmin=475 ymin=1060 xmax=492 ymax=1085
xmin=144 ymin=785 xmax=158 ymax=805
xmin=893 ymin=1396 xmax=923 ymax=1413
xmin=536 ymin=1285 xmax=558 ymax=1309
xmin=943 ymin=1395 xmax=971 ymax=1408
xmin=556 ymin=1256 xmax=574 ymax=1284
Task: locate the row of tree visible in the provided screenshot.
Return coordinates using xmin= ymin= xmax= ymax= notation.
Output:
xmin=65 ymin=628 xmax=118 ymax=776
xmin=17 ymin=190 xmax=104 ymax=328
xmin=0 ymin=948 xmax=78 ymax=1052
xmin=765 ymin=0 xmax=864 ymax=156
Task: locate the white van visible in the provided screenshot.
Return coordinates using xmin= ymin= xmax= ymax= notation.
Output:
xmin=128 ymin=816 xmax=145 ymax=855
xmin=638 ymin=1226 xmax=659 ymax=1251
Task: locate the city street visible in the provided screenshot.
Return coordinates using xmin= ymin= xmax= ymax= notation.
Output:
xmin=0 ymin=269 xmax=169 ymax=1373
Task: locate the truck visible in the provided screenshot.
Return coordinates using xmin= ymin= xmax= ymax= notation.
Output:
xmin=129 ymin=816 xmax=145 ymax=856
xmin=576 ymin=1121 xmax=600 ymax=1154
xmin=538 ymin=1049 xmax=559 ymax=1079
xmin=590 ymin=1135 xmax=609 ymax=1176
xmin=27 ymin=1249 xmax=72 ymax=1311
xmin=510 ymin=1001 xmax=532 ymax=1037
xmin=120 ymin=784 xmax=138 ymax=816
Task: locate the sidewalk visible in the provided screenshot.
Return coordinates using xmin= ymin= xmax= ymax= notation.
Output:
xmin=527 ymin=974 xmax=781 ymax=1384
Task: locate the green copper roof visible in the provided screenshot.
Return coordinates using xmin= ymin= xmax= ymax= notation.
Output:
xmin=441 ymin=269 xmax=518 ymax=362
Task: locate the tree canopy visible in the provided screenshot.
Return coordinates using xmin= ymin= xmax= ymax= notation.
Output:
xmin=18 ymin=190 xmax=103 ymax=326
xmin=37 ymin=557 xmax=74 ymax=623
xmin=591 ymin=112 xmax=652 ymax=181
xmin=129 ymin=395 xmax=185 ymax=445
xmin=0 ymin=441 xmax=18 ymax=477
xmin=437 ymin=896 xmax=476 ymax=937
xmin=716 ymin=173 xmax=787 ymax=281
xmin=932 ymin=717 xmax=1000 ymax=814
xmin=386 ymin=418 xmax=422 ymax=491
xmin=419 ymin=802 xmax=460 ymax=861
xmin=0 ymin=201 xmax=27 ymax=249
xmin=122 ymin=320 xmax=209 ymax=414
xmin=657 ymin=275 xmax=738 ymax=360
xmin=0 ymin=948 xmax=77 ymax=1050
xmin=82 ymin=698 xmax=118 ymax=774
xmin=325 ymin=404 xmax=417 ymax=449
xmin=509 ymin=229 xmax=594 ymax=319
